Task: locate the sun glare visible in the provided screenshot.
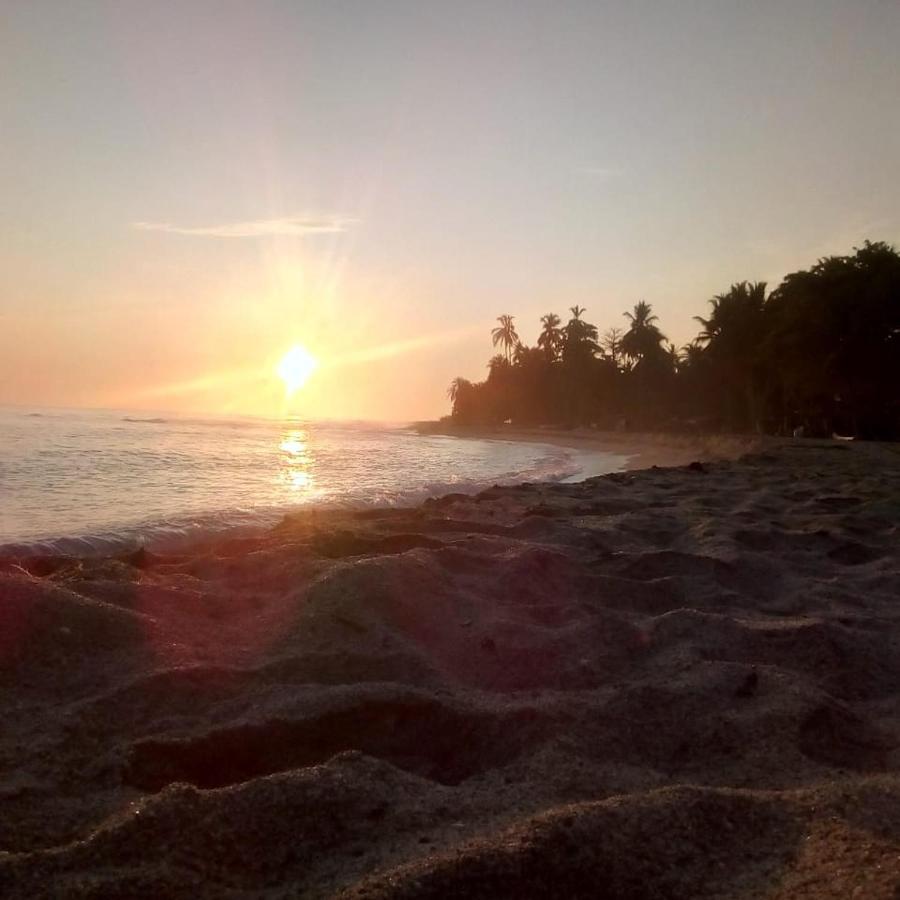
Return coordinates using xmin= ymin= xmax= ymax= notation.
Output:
xmin=277 ymin=345 xmax=318 ymax=394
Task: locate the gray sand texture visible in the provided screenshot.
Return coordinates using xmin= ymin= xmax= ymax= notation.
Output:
xmin=1 ymin=441 xmax=899 ymax=897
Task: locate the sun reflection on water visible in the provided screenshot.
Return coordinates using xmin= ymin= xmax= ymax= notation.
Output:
xmin=279 ymin=428 xmax=314 ymax=494
xmin=281 ymin=436 xmax=306 ymax=456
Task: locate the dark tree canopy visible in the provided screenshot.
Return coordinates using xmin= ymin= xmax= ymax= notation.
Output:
xmin=446 ymin=241 xmax=900 ymax=439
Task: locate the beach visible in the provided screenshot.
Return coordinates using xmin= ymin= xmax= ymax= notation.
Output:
xmin=0 ymin=412 xmax=608 ymax=553
xmin=1 ymin=438 xmax=899 ymax=897
xmin=415 ymin=422 xmax=764 ymax=473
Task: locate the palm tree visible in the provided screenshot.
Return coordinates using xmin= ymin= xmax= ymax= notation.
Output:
xmin=447 ymin=376 xmax=477 ymax=421
xmin=491 ymin=315 xmax=519 ymax=363
xmin=562 ymin=307 xmax=599 ymax=361
xmin=537 ymin=313 xmax=563 ymax=361
xmin=486 ymin=354 xmax=511 ymax=379
xmin=447 ymin=376 xmax=471 ymax=404
xmin=623 ymin=300 xmax=658 ymax=330
xmin=694 ymin=281 xmax=767 ymax=345
xmin=679 ymin=340 xmax=705 ymax=368
xmin=664 ymin=341 xmax=680 ymax=370
xmin=621 ymin=301 xmax=666 ymax=363
xmin=513 ymin=341 xmax=534 ymax=365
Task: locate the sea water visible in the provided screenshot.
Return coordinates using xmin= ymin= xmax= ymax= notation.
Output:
xmin=0 ymin=407 xmax=625 ymax=553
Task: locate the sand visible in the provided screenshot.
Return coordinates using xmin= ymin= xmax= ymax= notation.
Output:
xmin=1 ymin=439 xmax=899 ymax=897
xmin=414 ymin=422 xmax=764 ymax=473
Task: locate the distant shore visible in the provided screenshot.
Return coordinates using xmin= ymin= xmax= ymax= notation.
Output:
xmin=414 ymin=420 xmax=765 ymax=471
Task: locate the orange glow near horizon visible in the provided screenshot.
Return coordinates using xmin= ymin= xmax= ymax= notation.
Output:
xmin=80 ymin=316 xmax=482 ymax=422
xmin=277 ymin=345 xmax=318 ymax=396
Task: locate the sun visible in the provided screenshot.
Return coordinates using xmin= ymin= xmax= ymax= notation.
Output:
xmin=277 ymin=345 xmax=318 ymax=394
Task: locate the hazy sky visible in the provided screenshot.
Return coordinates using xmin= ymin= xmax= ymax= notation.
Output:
xmin=2 ymin=1 xmax=899 ymax=420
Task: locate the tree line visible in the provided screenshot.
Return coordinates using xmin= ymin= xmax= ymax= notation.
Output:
xmin=447 ymin=241 xmax=900 ymax=439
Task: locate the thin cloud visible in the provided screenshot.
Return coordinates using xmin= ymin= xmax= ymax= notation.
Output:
xmin=133 ymin=216 xmax=358 ymax=238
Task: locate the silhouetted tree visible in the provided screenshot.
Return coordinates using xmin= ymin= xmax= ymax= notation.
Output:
xmin=491 ymin=315 xmax=519 ymax=363
xmin=621 ymin=301 xmax=666 ymax=364
xmin=694 ymin=281 xmax=767 ymax=431
xmin=537 ymin=313 xmax=563 ymax=361
xmin=445 ymin=241 xmax=900 ymax=438
xmin=562 ymin=306 xmax=600 ymax=363
xmin=762 ymin=242 xmax=900 ymax=437
xmin=664 ymin=342 xmax=680 ymax=370
xmin=447 ymin=377 xmax=467 ymax=405
xmin=447 ymin=377 xmax=479 ymax=422
xmin=601 ymin=327 xmax=624 ymax=367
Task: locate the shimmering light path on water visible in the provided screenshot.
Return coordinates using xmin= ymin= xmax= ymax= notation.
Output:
xmin=0 ymin=409 xmax=624 ymax=551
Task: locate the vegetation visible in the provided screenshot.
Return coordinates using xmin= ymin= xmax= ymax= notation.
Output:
xmin=446 ymin=241 xmax=900 ymax=439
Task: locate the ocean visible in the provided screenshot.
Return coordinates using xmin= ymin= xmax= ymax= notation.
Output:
xmin=0 ymin=408 xmax=626 ymax=555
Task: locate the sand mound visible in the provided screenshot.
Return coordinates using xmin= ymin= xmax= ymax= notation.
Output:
xmin=344 ymin=778 xmax=900 ymax=899
xmin=1 ymin=441 xmax=899 ymax=896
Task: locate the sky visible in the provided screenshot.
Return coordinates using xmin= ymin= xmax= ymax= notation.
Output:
xmin=2 ymin=0 xmax=899 ymax=420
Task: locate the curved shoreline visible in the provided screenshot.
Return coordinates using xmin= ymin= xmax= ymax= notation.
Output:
xmin=1 ymin=441 xmax=899 ymax=895
xmin=414 ymin=421 xmax=765 ymax=470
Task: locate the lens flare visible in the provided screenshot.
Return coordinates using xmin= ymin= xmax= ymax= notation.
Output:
xmin=277 ymin=345 xmax=318 ymax=394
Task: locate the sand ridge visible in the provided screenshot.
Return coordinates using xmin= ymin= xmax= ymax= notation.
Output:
xmin=1 ymin=441 xmax=899 ymax=897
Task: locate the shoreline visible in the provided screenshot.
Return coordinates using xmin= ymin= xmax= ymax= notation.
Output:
xmin=1 ymin=440 xmax=899 ymax=895
xmin=1 ymin=426 xmax=756 ymax=556
xmin=414 ymin=421 xmax=766 ymax=471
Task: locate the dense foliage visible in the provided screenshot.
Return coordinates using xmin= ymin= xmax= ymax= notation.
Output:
xmin=447 ymin=242 xmax=900 ymax=438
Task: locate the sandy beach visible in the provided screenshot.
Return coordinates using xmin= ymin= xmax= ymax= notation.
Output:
xmin=415 ymin=422 xmax=766 ymax=473
xmin=1 ymin=439 xmax=899 ymax=897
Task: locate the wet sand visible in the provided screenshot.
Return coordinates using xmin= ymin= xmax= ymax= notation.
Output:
xmin=414 ymin=421 xmax=765 ymax=471
xmin=1 ymin=440 xmax=899 ymax=897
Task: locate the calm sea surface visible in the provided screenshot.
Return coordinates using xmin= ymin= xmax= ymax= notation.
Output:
xmin=0 ymin=408 xmax=625 ymax=553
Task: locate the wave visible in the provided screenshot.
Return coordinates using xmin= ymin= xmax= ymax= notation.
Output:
xmin=121 ymin=414 xmax=297 ymax=432
xmin=0 ymin=415 xmax=632 ymax=557
xmin=0 ymin=511 xmax=273 ymax=559
xmin=0 ymin=447 xmax=594 ymax=560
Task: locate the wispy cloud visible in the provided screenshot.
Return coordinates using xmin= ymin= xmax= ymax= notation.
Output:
xmin=133 ymin=216 xmax=358 ymax=238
